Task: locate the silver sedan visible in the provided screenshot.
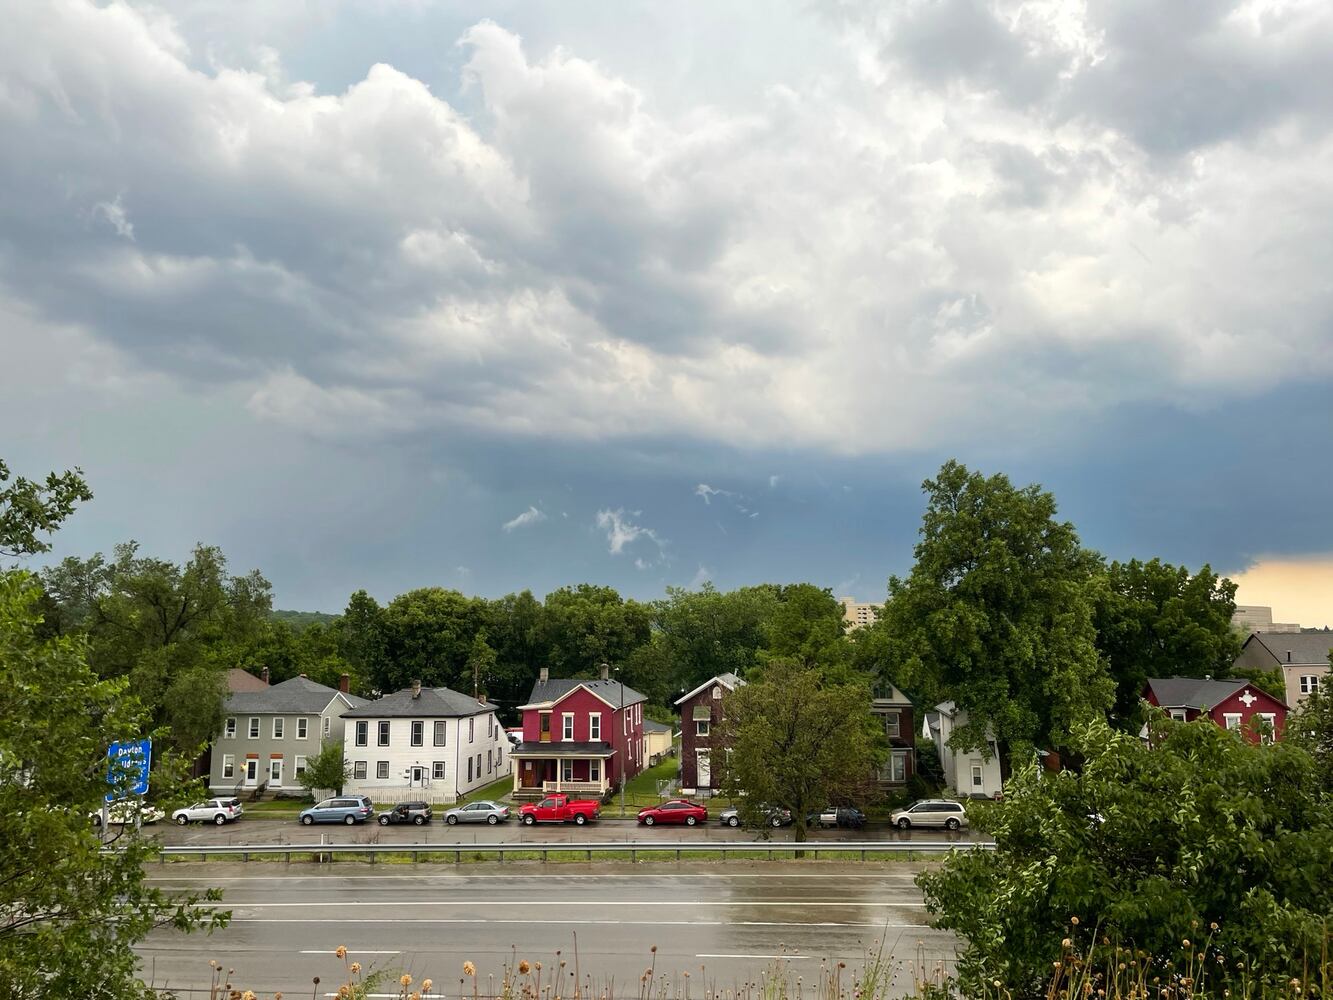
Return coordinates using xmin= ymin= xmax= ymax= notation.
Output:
xmin=443 ymin=800 xmax=510 ymax=825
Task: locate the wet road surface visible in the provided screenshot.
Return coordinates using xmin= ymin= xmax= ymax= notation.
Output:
xmin=138 ymin=861 xmax=955 ymax=997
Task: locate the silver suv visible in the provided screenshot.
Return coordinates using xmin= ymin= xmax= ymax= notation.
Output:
xmin=172 ymin=797 xmax=244 ymax=826
xmin=889 ymin=799 xmax=968 ymax=831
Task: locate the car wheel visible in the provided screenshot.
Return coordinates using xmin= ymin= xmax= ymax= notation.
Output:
xmin=301 ymin=815 xmax=314 ymax=826
xmin=574 ymin=813 xmax=587 ymax=825
xmin=487 ymin=815 xmax=498 ymax=825
xmin=643 ymin=815 xmax=655 ymax=826
xmin=897 ymin=817 xmax=911 ymax=830
xmin=213 ymin=814 xmax=226 ymax=826
xmin=413 ymin=815 xmax=426 ymax=826
xmin=176 ymin=815 xmax=189 ymax=826
xmin=344 ymin=815 xmax=356 ymax=825
xmin=378 ymin=816 xmax=390 ymax=826
xmin=686 ymin=816 xmax=697 ymax=826
xmin=447 ymin=815 xmax=458 ymax=825
xmin=727 ymin=816 xmax=740 ymax=827
xmin=770 ymin=816 xmax=782 ymax=827
xmin=523 ymin=814 xmax=536 ymax=826
xmin=945 ymin=817 xmax=960 ymax=831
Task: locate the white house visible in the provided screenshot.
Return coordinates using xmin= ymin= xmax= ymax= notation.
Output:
xmin=923 ymin=701 xmax=1003 ymax=799
xmin=340 ymin=681 xmax=512 ymax=804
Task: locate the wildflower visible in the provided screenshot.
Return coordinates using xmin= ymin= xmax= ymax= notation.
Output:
xmin=275 ymin=995 xmax=283 ymax=1000
xmin=519 ymin=962 xmax=531 ymax=975
xmin=1063 ymin=939 xmax=1072 ymax=949
xmin=464 ymin=962 xmax=477 ymax=977
xmin=335 ymin=945 xmax=347 ymax=959
xmin=242 ymin=992 xmax=257 ymax=1000
xmin=402 ymin=974 xmax=414 ymax=987
xmin=1070 ymin=917 xmax=1080 ymax=926
xmin=651 ymin=946 xmax=658 ymax=954
xmin=350 ymin=963 xmax=361 ymax=975
xmin=1182 ymin=940 xmax=1191 ymax=949
xmin=423 ymin=979 xmax=434 ymax=991
xmin=1210 ymin=922 xmax=1219 ymax=931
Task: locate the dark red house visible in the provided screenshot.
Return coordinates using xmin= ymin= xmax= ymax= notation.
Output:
xmin=872 ymin=684 xmax=916 ymax=788
xmin=675 ymin=673 xmax=744 ymax=796
xmin=1143 ymin=677 xmax=1288 ymax=743
xmin=509 ymin=665 xmax=647 ymax=800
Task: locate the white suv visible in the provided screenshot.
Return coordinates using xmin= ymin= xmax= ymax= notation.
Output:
xmin=172 ymin=797 xmax=244 ymax=826
xmin=889 ymin=799 xmax=968 ymax=831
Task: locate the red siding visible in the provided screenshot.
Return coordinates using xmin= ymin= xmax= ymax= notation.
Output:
xmin=679 ymin=682 xmax=730 ymax=791
xmin=518 ymin=683 xmax=646 ymax=785
xmin=1145 ymin=684 xmax=1287 ymax=742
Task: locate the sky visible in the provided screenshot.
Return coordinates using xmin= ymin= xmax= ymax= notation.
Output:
xmin=2 ymin=0 xmax=1332 ymax=623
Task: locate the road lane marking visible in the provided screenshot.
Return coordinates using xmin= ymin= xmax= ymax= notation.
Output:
xmin=220 ymin=918 xmax=919 ymax=927
xmin=223 ymin=900 xmax=923 ymax=908
xmin=148 ymin=873 xmax=920 ymax=882
xmin=697 ymin=954 xmax=813 ymax=960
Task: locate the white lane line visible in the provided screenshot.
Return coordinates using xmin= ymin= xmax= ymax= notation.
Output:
xmin=226 ymin=901 xmax=923 ymax=908
xmin=299 ymin=949 xmax=400 ymax=955
xmin=697 ymin=954 xmax=812 ymax=960
xmin=223 ymin=918 xmax=918 ymax=928
xmin=149 ymin=873 xmax=919 ymax=882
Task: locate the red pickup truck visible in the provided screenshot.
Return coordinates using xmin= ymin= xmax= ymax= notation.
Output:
xmin=519 ymin=793 xmax=601 ymax=826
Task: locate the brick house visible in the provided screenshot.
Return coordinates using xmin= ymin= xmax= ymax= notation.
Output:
xmin=872 ymin=684 xmax=916 ymax=788
xmin=509 ymin=664 xmax=647 ymax=800
xmin=675 ymin=673 xmax=744 ymax=796
xmin=1143 ymin=676 xmax=1288 ymax=743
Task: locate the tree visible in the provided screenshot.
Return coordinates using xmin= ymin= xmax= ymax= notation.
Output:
xmin=0 ymin=458 xmax=93 ymax=558
xmin=758 ymin=583 xmax=850 ymax=671
xmin=1090 ymin=559 xmax=1241 ymax=723
xmin=540 ymin=584 xmax=651 ymax=676
xmin=880 ymin=461 xmax=1112 ymax=761
xmin=299 ymin=742 xmax=351 ymax=796
xmin=1286 ymin=679 xmax=1333 ymax=795
xmin=716 ymin=661 xmax=885 ymax=841
xmin=918 ymin=716 xmax=1333 ymax=997
xmin=641 ymin=584 xmax=777 ymax=703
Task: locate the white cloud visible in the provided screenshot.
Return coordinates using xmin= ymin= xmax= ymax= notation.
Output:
xmin=93 ymin=195 xmax=135 ymax=241
xmin=694 ymin=483 xmax=729 ymax=505
xmin=502 ymin=505 xmax=547 ymax=532
xmin=595 ymin=507 xmax=665 ymax=560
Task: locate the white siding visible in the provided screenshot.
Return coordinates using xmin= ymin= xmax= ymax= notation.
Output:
xmin=342 ymin=710 xmax=512 ymax=804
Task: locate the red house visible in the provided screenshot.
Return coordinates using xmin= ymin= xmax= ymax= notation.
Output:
xmin=675 ymin=673 xmax=744 ymax=796
xmin=509 ymin=664 xmax=647 ymax=800
xmin=1143 ymin=677 xmax=1288 ymax=743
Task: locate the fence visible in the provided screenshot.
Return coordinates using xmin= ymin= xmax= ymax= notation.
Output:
xmin=158 ymin=839 xmax=995 ymax=864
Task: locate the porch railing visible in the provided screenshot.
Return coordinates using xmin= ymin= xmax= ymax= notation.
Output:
xmin=540 ymin=780 xmax=607 ymax=796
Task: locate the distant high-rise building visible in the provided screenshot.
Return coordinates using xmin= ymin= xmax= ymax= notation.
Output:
xmin=840 ymin=597 xmax=880 ymax=630
xmin=1232 ymin=605 xmax=1301 ymax=633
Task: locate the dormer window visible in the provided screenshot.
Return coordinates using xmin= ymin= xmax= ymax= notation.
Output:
xmin=712 ymin=687 xmax=722 ymax=699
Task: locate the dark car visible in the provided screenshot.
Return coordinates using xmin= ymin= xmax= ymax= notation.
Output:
xmin=377 ymin=801 xmax=432 ymax=826
xmin=809 ymin=806 xmax=867 ymax=829
xmin=720 ymin=804 xmax=792 ymax=828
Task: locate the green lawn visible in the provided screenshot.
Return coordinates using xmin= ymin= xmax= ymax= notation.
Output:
xmin=457 ymin=776 xmax=514 ymax=807
xmin=600 ymin=753 xmax=682 ymax=816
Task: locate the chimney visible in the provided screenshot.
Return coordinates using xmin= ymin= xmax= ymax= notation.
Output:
xmin=339 ymin=673 xmax=350 ymax=694
xmin=599 ymin=662 xmax=610 ymax=681
xmin=539 ymin=667 xmax=549 ymax=684
xmin=412 ymin=679 xmax=422 ymax=699
xmin=299 ymin=673 xmax=308 ymax=678
xmin=1286 ymin=651 xmax=1292 ymax=662
xmin=260 ymin=667 xmax=270 ymax=686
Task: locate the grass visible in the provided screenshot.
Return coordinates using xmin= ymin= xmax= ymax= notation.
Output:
xmin=457 ymin=776 xmax=515 ymax=807
xmin=242 ymin=799 xmax=309 ymax=815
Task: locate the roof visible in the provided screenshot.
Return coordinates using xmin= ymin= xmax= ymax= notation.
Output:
xmin=224 ymin=675 xmax=362 ymax=715
xmin=226 ymin=668 xmax=270 ymax=693
xmin=674 ymin=672 xmax=744 ymax=705
xmin=872 ymin=683 xmax=912 ymax=707
xmin=509 ymin=741 xmax=617 ymax=758
xmin=342 ymin=685 xmax=498 ymax=719
xmin=1244 ymin=632 xmax=1333 ymax=666
xmin=522 ymin=677 xmax=648 ymax=710
xmin=642 ymin=719 xmax=672 ymax=734
xmin=1144 ymin=676 xmax=1252 ymax=709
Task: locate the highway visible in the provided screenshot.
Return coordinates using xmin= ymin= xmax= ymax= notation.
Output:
xmin=137 ymin=861 xmax=955 ymax=998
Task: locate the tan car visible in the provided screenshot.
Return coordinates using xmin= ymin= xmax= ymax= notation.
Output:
xmin=889 ymin=799 xmax=968 ymax=831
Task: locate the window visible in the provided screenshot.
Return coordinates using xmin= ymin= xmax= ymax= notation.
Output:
xmin=476 ymin=752 xmax=481 ymax=777
xmin=1258 ymin=713 xmax=1277 ymax=745
xmin=222 ymin=755 xmax=235 ymax=779
xmin=469 ymin=717 xmax=475 ymax=743
xmin=467 ymin=756 xmax=473 ymax=782
xmin=433 ymin=761 xmax=446 ymax=780
xmin=887 ymin=751 xmax=908 ymax=782
xmin=434 ymin=721 xmax=446 ymax=746
xmin=377 ymin=721 xmax=390 ymax=747
xmin=245 ymin=759 xmax=258 ymax=782
xmin=272 ymin=717 xmax=285 ymax=740
xmin=488 ymin=716 xmax=494 ymax=738
xmin=562 ymin=713 xmax=574 ymax=741
xmin=496 ymin=745 xmax=502 ymax=768
xmin=353 ymin=761 xmax=367 ymax=780
xmin=589 ymin=713 xmax=601 ymax=740
xmin=376 ymin=761 xmax=389 ymax=779
xmin=695 ymin=719 xmax=710 ymax=737
xmin=1301 ymin=675 xmax=1321 ymax=694
xmin=712 ymin=686 xmax=722 ymax=699
xmin=1223 ymin=713 xmax=1242 ymax=732
xmin=224 ymin=717 xmax=236 ymax=739
xmin=323 ymin=716 xmax=330 ymax=737
xmin=561 ymin=759 xmax=574 ymax=782
xmin=883 ymin=712 xmax=900 ymax=738
xmin=410 ymin=721 xmax=424 ymax=747
xmin=355 ymin=721 xmax=368 ymax=747
xmin=539 ymin=713 xmax=551 ymax=741
xmin=1169 ymin=709 xmax=1188 ymax=722
xmin=589 ymin=760 xmax=600 ymax=783
xmin=971 ymin=764 xmax=983 ymax=788
xmin=487 ymin=749 xmax=493 ymax=773
xmin=294 ymin=755 xmax=308 ymax=779
xmin=248 ymin=717 xmax=260 ymax=739
xmin=296 ymin=718 xmax=308 ymax=740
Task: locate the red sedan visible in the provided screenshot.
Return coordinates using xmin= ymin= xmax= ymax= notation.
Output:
xmin=637 ymin=799 xmax=708 ymax=826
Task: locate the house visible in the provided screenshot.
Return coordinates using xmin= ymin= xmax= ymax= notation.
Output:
xmin=923 ymin=701 xmax=1003 ymax=799
xmin=509 ymin=664 xmax=647 ymax=800
xmin=871 ymin=684 xmax=916 ymax=788
xmin=340 ymin=680 xmax=511 ymax=804
xmin=1233 ymin=632 xmax=1331 ymax=709
xmin=1143 ymin=676 xmax=1288 ymax=743
xmin=675 ymin=672 xmax=744 ymax=797
xmin=643 ymin=719 xmax=674 ymax=765
xmin=209 ymin=674 xmax=364 ymax=795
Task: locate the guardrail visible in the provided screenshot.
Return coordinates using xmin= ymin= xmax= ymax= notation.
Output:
xmin=158 ymin=839 xmax=995 ymax=863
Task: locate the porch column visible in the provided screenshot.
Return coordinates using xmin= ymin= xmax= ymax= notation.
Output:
xmin=555 ymin=763 xmax=562 ymax=793
xmin=512 ymin=765 xmax=521 ymax=794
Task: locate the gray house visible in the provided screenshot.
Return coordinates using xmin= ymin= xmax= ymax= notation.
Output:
xmin=208 ymin=675 xmax=365 ymax=796
xmin=1233 ymin=631 xmax=1332 ymax=709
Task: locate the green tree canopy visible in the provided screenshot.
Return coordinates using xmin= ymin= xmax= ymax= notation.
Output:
xmin=1286 ymin=678 xmax=1333 ymax=795
xmin=374 ymin=587 xmax=487 ymax=692
xmin=299 ymin=741 xmax=352 ymax=796
xmin=880 ymin=461 xmax=1112 ymax=758
xmin=716 ymin=661 xmax=885 ymax=841
xmin=919 ymin=716 xmax=1333 ymax=996
xmin=540 ymin=584 xmax=652 ymax=676
xmin=0 ymin=458 xmax=93 ymax=559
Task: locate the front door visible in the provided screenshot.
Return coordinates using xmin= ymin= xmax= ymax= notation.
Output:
xmin=411 ymin=766 xmax=425 ymax=786
xmin=696 ymin=750 xmax=711 ymax=788
xmin=521 ymin=760 xmax=540 ymax=788
xmin=539 ymin=713 xmax=551 ymax=742
xmin=269 ymin=758 xmax=283 ymax=787
xmin=245 ymin=759 xmax=259 ymax=784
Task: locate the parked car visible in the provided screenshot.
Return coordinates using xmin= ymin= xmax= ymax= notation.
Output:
xmin=377 ymin=801 xmax=432 ymax=826
xmin=519 ymin=793 xmax=601 ymax=826
xmin=443 ymin=800 xmax=510 ymax=825
xmin=809 ymin=806 xmax=867 ymax=829
xmin=299 ymin=795 xmax=374 ymax=825
xmin=638 ymin=799 xmax=708 ymax=826
xmin=720 ymin=804 xmax=792 ymax=828
xmin=889 ymin=799 xmax=968 ymax=831
xmin=171 ymin=797 xmax=244 ymax=826
xmin=92 ymin=801 xmax=165 ymax=827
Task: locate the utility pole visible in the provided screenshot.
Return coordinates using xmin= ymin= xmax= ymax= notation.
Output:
xmin=608 ymin=662 xmax=626 ymax=817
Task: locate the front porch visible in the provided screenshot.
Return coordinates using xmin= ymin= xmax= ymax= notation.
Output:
xmin=510 ymin=743 xmax=615 ymax=801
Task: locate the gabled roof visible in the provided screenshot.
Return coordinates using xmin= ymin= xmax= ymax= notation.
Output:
xmin=342 ymin=685 xmax=498 ymax=719
xmin=871 ymin=683 xmax=912 ymax=707
xmin=521 ymin=677 xmax=647 ymax=711
xmin=642 ymin=719 xmax=673 ymax=734
xmin=1144 ymin=676 xmax=1269 ymax=710
xmin=226 ymin=668 xmax=270 ymax=693
xmin=224 ymin=675 xmax=363 ymax=715
xmin=674 ymin=673 xmax=744 ymax=705
xmin=1243 ymin=632 xmax=1333 ymax=666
